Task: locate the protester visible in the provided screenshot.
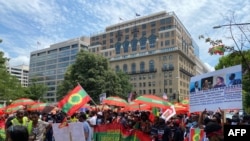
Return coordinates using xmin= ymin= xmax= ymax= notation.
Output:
xmin=6 ymin=125 xmax=29 ymax=141
xmin=78 ymin=112 xmax=92 ymax=141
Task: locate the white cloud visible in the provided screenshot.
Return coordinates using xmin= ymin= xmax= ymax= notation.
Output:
xmin=9 ymin=55 xmax=30 ymax=66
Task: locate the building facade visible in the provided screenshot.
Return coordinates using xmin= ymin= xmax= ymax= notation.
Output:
xmin=88 ymin=11 xmax=205 ymax=101
xmin=7 ymin=64 xmax=29 ymax=87
xmin=29 ymin=37 xmax=89 ymax=102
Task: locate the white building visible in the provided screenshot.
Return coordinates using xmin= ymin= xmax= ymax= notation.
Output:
xmin=7 ymin=64 xmax=29 ymax=87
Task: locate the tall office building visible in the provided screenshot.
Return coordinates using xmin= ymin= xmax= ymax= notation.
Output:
xmin=7 ymin=64 xmax=29 ymax=87
xmin=88 ymin=11 xmax=209 ymax=101
xmin=29 ymin=37 xmax=89 ymax=102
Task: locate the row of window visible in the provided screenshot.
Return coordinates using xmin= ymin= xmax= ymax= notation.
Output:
xmin=31 ymin=49 xmax=78 ymax=65
xmin=91 ymin=17 xmax=173 ymax=41
xmin=115 ymin=60 xmax=155 ymax=72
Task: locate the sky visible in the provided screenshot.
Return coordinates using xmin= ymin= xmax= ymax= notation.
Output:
xmin=0 ymin=0 xmax=249 ymax=71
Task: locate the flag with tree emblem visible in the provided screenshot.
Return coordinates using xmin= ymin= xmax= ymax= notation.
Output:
xmin=58 ymin=84 xmax=91 ymax=116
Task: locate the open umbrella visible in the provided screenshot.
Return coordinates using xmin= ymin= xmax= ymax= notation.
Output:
xmin=102 ymin=96 xmax=128 ymax=107
xmin=11 ymin=98 xmax=36 ymax=106
xmin=134 ymin=94 xmax=172 ymax=108
xmin=5 ymin=104 xmax=24 ymax=114
xmin=174 ymin=103 xmax=188 ymax=114
xmin=123 ymin=102 xmax=151 ymax=111
xmin=28 ymin=103 xmax=55 ymax=113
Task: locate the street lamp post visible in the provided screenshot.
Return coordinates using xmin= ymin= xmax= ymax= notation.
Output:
xmin=213 ymin=23 xmax=250 ymax=29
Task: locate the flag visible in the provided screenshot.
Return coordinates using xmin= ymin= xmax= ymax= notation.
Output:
xmin=119 ymin=17 xmax=123 ymax=21
xmin=58 ymin=117 xmax=69 ymax=128
xmin=162 ymin=92 xmax=168 ymax=100
xmin=58 ymin=84 xmax=91 ymax=116
xmin=37 ymin=41 xmax=41 ymax=45
xmin=161 ymin=105 xmax=176 ymax=121
xmin=136 ymin=13 xmax=140 ymax=16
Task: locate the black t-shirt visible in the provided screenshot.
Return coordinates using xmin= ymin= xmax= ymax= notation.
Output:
xmin=157 ymin=125 xmax=171 ymax=141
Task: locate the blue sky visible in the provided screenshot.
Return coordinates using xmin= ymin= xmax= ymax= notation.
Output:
xmin=0 ymin=0 xmax=249 ymax=71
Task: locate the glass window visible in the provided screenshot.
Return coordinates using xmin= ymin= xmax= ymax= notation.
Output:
xmin=115 ymin=65 xmax=120 ymax=72
xmin=48 ymin=49 xmax=57 ymax=54
xmin=72 ymin=44 xmax=78 ymax=48
xmin=140 ymin=62 xmax=145 ymax=73
xmin=46 ymin=75 xmax=56 ymax=80
xmin=165 ymin=32 xmax=170 ymax=38
xmin=123 ymin=64 xmax=128 ymax=72
xmin=71 ymin=49 xmax=78 ymax=55
xmin=149 ymin=60 xmax=155 ymax=72
xmin=46 ymin=64 xmax=56 ymax=70
xmin=165 ymin=40 xmax=170 ymax=46
xmin=142 ymin=24 xmax=146 ymax=29
xmin=123 ymin=40 xmax=129 ymax=53
xmin=151 ymin=21 xmax=156 ymax=27
xmin=115 ymin=42 xmax=121 ymax=54
xmin=71 ymin=55 xmax=76 ymax=60
xmin=131 ymin=38 xmax=138 ymax=51
xmin=140 ymin=36 xmax=147 ymax=50
xmin=148 ymin=34 xmax=157 ymax=48
xmin=58 ymin=56 xmax=70 ymax=62
xmin=131 ymin=63 xmax=136 ymax=73
xmin=102 ymin=34 xmax=106 ymax=38
xmin=59 ymin=46 xmax=70 ymax=51
xmin=57 ymin=62 xmax=69 ymax=68
xmin=125 ymin=28 xmax=129 ymax=33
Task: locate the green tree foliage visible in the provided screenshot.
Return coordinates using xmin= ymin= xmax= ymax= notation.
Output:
xmin=215 ymin=50 xmax=250 ymax=113
xmin=0 ymin=51 xmax=26 ymax=101
xmin=57 ymin=50 xmax=132 ymax=103
xmin=24 ymin=77 xmax=48 ymax=101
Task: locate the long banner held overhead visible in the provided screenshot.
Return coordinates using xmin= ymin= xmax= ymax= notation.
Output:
xmin=189 ymin=65 xmax=242 ymax=112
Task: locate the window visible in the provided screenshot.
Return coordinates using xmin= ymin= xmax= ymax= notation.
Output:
xmin=123 ymin=64 xmax=128 ymax=72
xmin=163 ymin=63 xmax=168 ymax=69
xmin=131 ymin=63 xmax=136 ymax=73
xmin=140 ymin=36 xmax=147 ymax=50
xmin=131 ymin=38 xmax=138 ymax=51
xmin=59 ymin=46 xmax=70 ymax=51
xmin=149 ymin=89 xmax=152 ymax=94
xmin=123 ymin=40 xmax=129 ymax=53
xmin=151 ymin=21 xmax=156 ymax=27
xmin=115 ymin=65 xmax=120 ymax=72
xmin=165 ymin=32 xmax=170 ymax=38
xmin=125 ymin=28 xmax=129 ymax=33
xmin=148 ymin=82 xmax=151 ymax=86
xmin=149 ymin=60 xmax=155 ymax=72
xmin=165 ymin=40 xmax=170 ymax=46
xmin=142 ymin=24 xmax=146 ymax=29
xmin=115 ymin=42 xmax=121 ymax=54
xmin=148 ymin=34 xmax=157 ymax=48
xmin=169 ymin=55 xmax=173 ymax=60
xmin=140 ymin=62 xmax=145 ymax=73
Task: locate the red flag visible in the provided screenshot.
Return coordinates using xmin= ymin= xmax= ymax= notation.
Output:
xmin=58 ymin=117 xmax=68 ymax=128
xmin=58 ymin=84 xmax=91 ymax=116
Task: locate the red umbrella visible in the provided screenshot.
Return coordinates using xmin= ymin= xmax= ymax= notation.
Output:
xmin=5 ymin=104 xmax=24 ymax=114
xmin=11 ymin=98 xmax=36 ymax=106
xmin=102 ymin=96 xmax=128 ymax=107
xmin=28 ymin=103 xmax=55 ymax=113
xmin=134 ymin=94 xmax=172 ymax=108
xmin=124 ymin=102 xmax=151 ymax=111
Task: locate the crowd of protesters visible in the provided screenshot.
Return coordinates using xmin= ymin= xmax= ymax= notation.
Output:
xmin=1 ymin=107 xmax=250 ymax=141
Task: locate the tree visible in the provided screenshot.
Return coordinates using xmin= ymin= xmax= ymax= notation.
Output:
xmin=57 ymin=50 xmax=132 ymax=103
xmin=0 ymin=51 xmax=27 ymax=100
xmin=24 ymin=77 xmax=48 ymax=101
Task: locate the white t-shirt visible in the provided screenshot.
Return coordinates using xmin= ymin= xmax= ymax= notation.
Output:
xmin=88 ymin=115 xmax=97 ymax=139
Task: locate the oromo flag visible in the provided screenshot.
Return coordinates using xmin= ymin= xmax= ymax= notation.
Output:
xmin=58 ymin=84 xmax=91 ymax=116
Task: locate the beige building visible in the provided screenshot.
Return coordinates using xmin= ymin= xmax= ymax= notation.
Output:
xmin=88 ymin=11 xmax=207 ymax=102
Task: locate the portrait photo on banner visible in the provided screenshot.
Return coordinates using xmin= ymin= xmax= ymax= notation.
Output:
xmin=212 ymin=74 xmax=226 ymax=88
xmin=201 ymin=76 xmax=213 ymax=90
xmin=189 ymin=80 xmax=201 ymax=93
xmin=226 ymin=71 xmax=242 ymax=86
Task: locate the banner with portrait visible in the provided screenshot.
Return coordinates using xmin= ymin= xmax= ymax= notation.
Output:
xmin=189 ymin=65 xmax=242 ymax=112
